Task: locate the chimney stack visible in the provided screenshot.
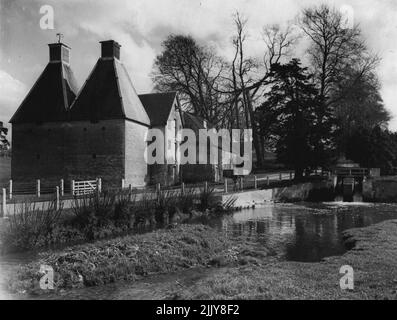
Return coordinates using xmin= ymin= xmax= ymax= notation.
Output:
xmin=100 ymin=40 xmax=121 ymax=60
xmin=49 ymin=43 xmax=71 ymax=64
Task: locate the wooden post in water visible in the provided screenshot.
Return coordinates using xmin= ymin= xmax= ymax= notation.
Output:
xmin=36 ymin=179 xmax=41 ymax=198
xmin=9 ymin=180 xmax=12 ymax=200
xmin=2 ymin=188 xmax=6 ymax=217
xmin=55 ymin=186 xmax=60 ymax=210
xmin=254 ymin=175 xmax=257 ymax=189
xmin=60 ymin=179 xmax=64 ymax=197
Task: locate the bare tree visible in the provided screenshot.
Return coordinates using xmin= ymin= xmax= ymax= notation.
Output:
xmin=226 ymin=12 xmax=297 ymax=166
xmin=300 ymin=4 xmax=379 ymax=105
xmin=152 ymin=34 xmax=231 ymax=127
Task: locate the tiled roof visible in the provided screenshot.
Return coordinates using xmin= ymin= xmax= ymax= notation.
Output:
xmin=182 ymin=112 xmax=214 ymax=131
xmin=70 ymin=58 xmax=150 ymax=126
xmin=138 ymin=92 xmax=177 ymax=127
xmin=10 ymin=62 xmax=78 ymax=123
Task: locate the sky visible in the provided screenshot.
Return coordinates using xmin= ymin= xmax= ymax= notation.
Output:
xmin=1 ymin=0 xmax=397 ymax=133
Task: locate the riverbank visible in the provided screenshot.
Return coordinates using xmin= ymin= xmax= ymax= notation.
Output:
xmin=4 ymin=217 xmax=397 ymax=299
xmin=5 ymin=224 xmax=251 ymax=296
xmin=170 ymin=219 xmax=397 ymax=300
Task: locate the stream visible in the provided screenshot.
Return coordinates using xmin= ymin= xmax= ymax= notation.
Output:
xmin=1 ymin=202 xmax=397 ymax=299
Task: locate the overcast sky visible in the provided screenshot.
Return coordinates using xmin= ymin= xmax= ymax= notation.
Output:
xmin=1 ymin=0 xmax=397 ymax=131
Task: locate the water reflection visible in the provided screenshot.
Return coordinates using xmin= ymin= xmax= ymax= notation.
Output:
xmin=208 ymin=203 xmax=397 ymax=262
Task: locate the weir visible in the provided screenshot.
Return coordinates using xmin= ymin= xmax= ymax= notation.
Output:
xmin=331 ymin=165 xmax=379 ymax=202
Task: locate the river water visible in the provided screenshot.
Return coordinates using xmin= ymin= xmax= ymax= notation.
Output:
xmin=1 ymin=202 xmax=397 ymax=299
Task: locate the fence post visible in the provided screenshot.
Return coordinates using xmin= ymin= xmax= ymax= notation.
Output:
xmin=2 ymin=188 xmax=6 ymax=217
xmin=9 ymin=180 xmax=12 ymax=200
xmin=129 ymin=184 xmax=132 ymax=201
xmin=121 ymin=178 xmax=125 ymax=189
xmin=98 ymin=178 xmax=102 ymax=193
xmin=290 ymin=172 xmax=293 ymax=180
xmin=224 ymin=179 xmax=228 ymax=193
xmin=71 ymin=180 xmax=75 ymax=196
xmin=240 ymin=177 xmax=244 ymax=190
xmin=204 ymin=181 xmax=208 ymax=193
xmin=181 ymin=182 xmax=185 ymax=195
xmin=279 ymin=173 xmax=282 ymax=181
xmin=267 ymin=176 xmax=270 ymax=186
xmin=55 ymin=186 xmax=60 ymax=210
xmin=156 ymin=183 xmax=161 ymax=196
xmin=60 ymin=179 xmax=64 ymax=197
xmin=254 ymin=175 xmax=257 ymax=189
xmin=36 ymin=179 xmax=41 ymax=198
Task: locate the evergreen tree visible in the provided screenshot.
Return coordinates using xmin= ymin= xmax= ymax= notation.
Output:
xmin=258 ymin=59 xmax=335 ymax=179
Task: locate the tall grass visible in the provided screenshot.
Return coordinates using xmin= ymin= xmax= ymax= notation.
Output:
xmin=1 ymin=200 xmax=64 ymax=251
xmin=1 ymin=185 xmax=236 ymax=253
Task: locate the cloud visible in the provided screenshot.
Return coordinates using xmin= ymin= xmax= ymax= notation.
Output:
xmin=0 ymin=70 xmax=27 ymax=124
xmin=2 ymin=0 xmax=397 ymax=129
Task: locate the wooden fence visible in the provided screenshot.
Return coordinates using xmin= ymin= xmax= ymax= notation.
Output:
xmin=0 ymin=170 xmax=327 ymax=217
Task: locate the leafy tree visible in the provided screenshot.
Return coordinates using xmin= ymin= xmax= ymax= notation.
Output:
xmin=333 ymin=69 xmax=391 ymax=153
xmin=345 ymin=126 xmax=397 ymax=175
xmin=260 ymin=59 xmax=335 ymax=179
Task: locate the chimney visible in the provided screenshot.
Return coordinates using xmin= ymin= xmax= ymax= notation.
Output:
xmin=100 ymin=40 xmax=121 ymax=60
xmin=48 ymin=43 xmax=71 ymax=65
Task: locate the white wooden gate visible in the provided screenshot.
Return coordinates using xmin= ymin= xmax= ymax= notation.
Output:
xmin=72 ymin=179 xmax=101 ymax=196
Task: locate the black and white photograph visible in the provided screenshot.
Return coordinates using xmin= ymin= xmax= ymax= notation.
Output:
xmin=1 ymin=0 xmax=397 ymax=307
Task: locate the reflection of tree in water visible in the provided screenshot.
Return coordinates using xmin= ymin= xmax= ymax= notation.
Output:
xmin=209 ymin=204 xmax=397 ymax=262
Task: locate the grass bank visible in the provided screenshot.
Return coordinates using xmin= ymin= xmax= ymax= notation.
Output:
xmin=170 ymin=219 xmax=397 ymax=300
xmin=0 ymin=188 xmax=236 ymax=253
xmin=6 ymin=224 xmax=235 ymax=295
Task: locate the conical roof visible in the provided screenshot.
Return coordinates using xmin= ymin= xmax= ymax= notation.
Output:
xmin=10 ymin=61 xmax=78 ymax=123
xmin=70 ymin=57 xmax=150 ymax=126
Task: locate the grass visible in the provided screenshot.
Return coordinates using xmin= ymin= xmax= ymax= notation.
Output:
xmin=7 ymin=224 xmax=233 ymax=295
xmin=169 ymin=220 xmax=397 ymax=300
xmin=6 ymin=219 xmax=397 ymax=299
xmin=0 ymin=187 xmax=236 ymax=253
